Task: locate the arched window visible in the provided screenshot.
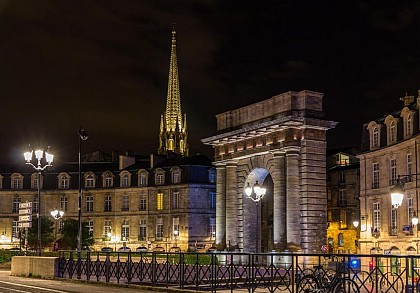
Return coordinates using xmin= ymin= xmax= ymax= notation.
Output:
xmin=85 ymin=174 xmax=95 ymax=188
xmin=390 ymin=121 xmax=396 ymax=142
xmin=407 ymin=114 xmax=413 ymax=137
xmin=104 ymin=173 xmax=113 ymax=187
xmin=373 ymin=128 xmax=379 ymax=147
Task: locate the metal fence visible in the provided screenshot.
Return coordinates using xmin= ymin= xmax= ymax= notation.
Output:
xmin=57 ymin=251 xmax=420 ymax=292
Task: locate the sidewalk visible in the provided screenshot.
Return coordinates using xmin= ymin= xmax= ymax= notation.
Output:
xmin=0 ymin=268 xmax=199 ymax=293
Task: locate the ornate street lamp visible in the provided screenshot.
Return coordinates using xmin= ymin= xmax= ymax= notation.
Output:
xmin=353 ymin=219 xmax=360 ymax=228
xmin=390 ymin=178 xmax=405 ymax=209
xmin=245 ymin=181 xmax=266 ymax=254
xmin=50 ymin=209 xmax=64 ymax=220
xmin=24 ymin=147 xmax=54 ymax=256
xmin=174 ymin=229 xmax=179 ymax=247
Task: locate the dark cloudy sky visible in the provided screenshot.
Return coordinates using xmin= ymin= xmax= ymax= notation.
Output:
xmin=1 ymin=1 xmax=420 ymax=163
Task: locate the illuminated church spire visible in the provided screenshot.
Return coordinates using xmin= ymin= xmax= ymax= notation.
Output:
xmin=158 ymin=27 xmax=189 ymax=156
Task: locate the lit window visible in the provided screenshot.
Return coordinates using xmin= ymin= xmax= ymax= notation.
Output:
xmin=104 ymin=220 xmax=112 ymax=238
xmin=157 ymin=193 xmax=163 ymax=210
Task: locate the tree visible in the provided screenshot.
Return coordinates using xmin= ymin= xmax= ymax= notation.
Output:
xmin=27 ymin=216 xmax=55 ymax=250
xmin=60 ymin=218 xmax=94 ymax=250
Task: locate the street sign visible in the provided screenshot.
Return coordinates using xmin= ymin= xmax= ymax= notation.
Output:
xmin=19 ymin=202 xmax=32 ymax=209
xmin=19 ymin=209 xmax=32 ymax=215
xmin=18 ymin=222 xmax=32 ymax=228
xmin=19 ymin=215 xmax=32 ymax=222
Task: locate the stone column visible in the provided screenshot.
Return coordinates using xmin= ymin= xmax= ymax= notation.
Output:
xmin=225 ymin=161 xmax=238 ymax=249
xmin=272 ymin=151 xmax=287 ymax=250
xmin=285 ymin=146 xmax=301 ymax=247
xmin=215 ymin=164 xmax=226 ymax=249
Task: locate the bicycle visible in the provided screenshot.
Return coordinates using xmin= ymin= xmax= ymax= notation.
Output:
xmin=297 ymin=264 xmax=360 ymax=293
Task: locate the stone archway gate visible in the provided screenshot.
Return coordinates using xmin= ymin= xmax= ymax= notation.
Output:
xmin=202 ymin=90 xmax=337 ymax=253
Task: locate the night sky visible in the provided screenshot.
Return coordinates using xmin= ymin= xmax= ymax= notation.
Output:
xmin=1 ymin=1 xmax=420 ymax=163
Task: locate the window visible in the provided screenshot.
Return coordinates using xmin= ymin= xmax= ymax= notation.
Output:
xmin=339 ymin=209 xmax=347 ymax=229
xmin=139 ymin=219 xmax=147 ymax=241
xmin=104 ymin=220 xmax=112 ymax=238
xmin=407 ymin=114 xmax=413 ymax=137
xmin=60 ymin=196 xmax=68 ymax=211
xmin=373 ymin=202 xmax=381 ymax=231
xmin=87 ymin=220 xmax=94 ymax=237
xmin=372 ymin=163 xmax=379 ymax=189
xmin=104 ymin=195 xmax=112 ymax=212
xmin=210 ymin=191 xmax=216 ymax=209
xmin=338 ymin=171 xmax=345 ymax=184
xmin=408 ymin=198 xmax=414 ymax=226
xmin=157 ymin=193 xmax=163 ymax=210
xmin=121 ymin=173 xmax=130 ymax=187
xmin=407 ymin=154 xmax=413 ymax=180
xmin=338 ymin=189 xmax=346 ymax=206
xmin=210 ymin=218 xmax=216 ymax=239
xmin=155 ymin=170 xmax=165 ymax=185
xmin=85 ymin=174 xmax=95 ymax=188
xmin=373 ymin=127 xmax=379 ymax=147
xmin=58 ymin=174 xmax=70 ymax=189
xmin=173 ymin=217 xmax=179 ymax=239
xmin=172 ymin=191 xmax=179 ymax=209
xmin=172 ymin=168 xmax=181 ymax=184
xmin=390 ymin=121 xmax=396 ymax=143
xmin=139 ymin=172 xmax=148 ymax=186
xmin=121 ymin=220 xmax=129 ymax=241
xmin=12 ymin=196 xmax=20 ymax=213
xmin=11 ymin=174 xmax=22 ymax=190
xmin=122 ymin=194 xmax=129 ymax=211
xmin=139 ymin=194 xmax=147 ymax=211
xmin=33 ymin=195 xmax=39 ymax=213
xmin=32 ymin=174 xmax=41 ymax=189
xmin=390 ymin=159 xmax=397 ymax=185
xmin=156 ymin=218 xmax=163 ymax=240
xmin=104 ymin=173 xmax=113 ymax=187
xmin=12 ymin=221 xmax=19 ymax=240
xmin=86 ymin=195 xmax=93 ymax=212
xmin=390 ymin=208 xmax=397 ymax=235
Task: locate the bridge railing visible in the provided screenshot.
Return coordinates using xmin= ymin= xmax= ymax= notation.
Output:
xmin=57 ymin=251 xmax=420 ymax=292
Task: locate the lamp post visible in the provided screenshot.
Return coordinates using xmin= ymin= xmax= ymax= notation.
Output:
xmin=245 ymin=181 xmax=266 ymax=255
xmin=24 ymin=147 xmax=54 ymax=256
xmin=77 ymin=128 xmax=88 ymax=260
xmin=51 ymin=209 xmax=64 ymax=251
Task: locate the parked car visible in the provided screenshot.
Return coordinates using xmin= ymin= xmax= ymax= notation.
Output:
xmin=100 ymin=247 xmax=113 ymax=252
xmin=136 ymin=246 xmax=148 ymax=252
xmin=118 ymin=247 xmax=131 ymax=252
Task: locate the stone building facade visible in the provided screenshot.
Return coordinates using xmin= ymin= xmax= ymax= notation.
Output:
xmin=357 ymin=92 xmax=420 ymax=255
xmin=326 ymin=151 xmax=360 ymax=254
xmin=203 ymin=90 xmax=337 ymax=253
xmin=0 ymin=152 xmax=216 ymax=252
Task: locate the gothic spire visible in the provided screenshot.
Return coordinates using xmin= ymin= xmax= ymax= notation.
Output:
xmin=158 ymin=27 xmax=188 ymax=156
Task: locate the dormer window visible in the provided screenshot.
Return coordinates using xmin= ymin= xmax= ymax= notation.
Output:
xmin=58 ymin=173 xmax=70 ymax=189
xmin=85 ymin=173 xmax=95 ymax=188
xmin=138 ymin=170 xmax=148 ymax=186
xmin=11 ymin=174 xmax=23 ymax=190
xmin=103 ymin=172 xmax=113 ymax=188
xmin=120 ymin=171 xmax=131 ymax=187
xmin=171 ymin=167 xmax=181 ymax=184
xmin=31 ymin=173 xmax=42 ymax=189
xmin=401 ymin=107 xmax=414 ymax=139
xmin=384 ymin=115 xmax=397 ymax=145
xmin=367 ymin=121 xmax=381 ymax=150
xmin=155 ymin=169 xmax=165 ymax=185
xmin=208 ymin=168 xmax=216 ymax=183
